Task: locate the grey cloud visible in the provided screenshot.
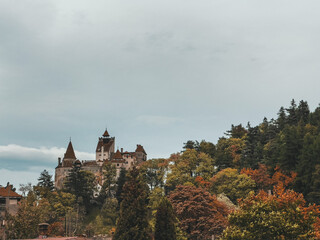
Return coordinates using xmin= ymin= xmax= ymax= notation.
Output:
xmin=1 ymin=0 xmax=320 ymax=174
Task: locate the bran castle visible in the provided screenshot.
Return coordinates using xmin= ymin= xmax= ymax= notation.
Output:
xmin=54 ymin=129 xmax=147 ymax=189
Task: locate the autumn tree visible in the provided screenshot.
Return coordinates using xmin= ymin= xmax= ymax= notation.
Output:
xmin=221 ymin=184 xmax=320 ymax=239
xmin=241 ymin=164 xmax=273 ymax=191
xmin=113 ymin=167 xmax=151 ymax=240
xmin=165 ymin=149 xmax=215 ymax=192
xmin=169 ymin=185 xmax=229 ymax=240
xmin=210 ymin=168 xmax=256 ymax=204
xmin=154 ymin=197 xmax=177 ymax=240
xmin=5 ymin=191 xmax=52 ymax=239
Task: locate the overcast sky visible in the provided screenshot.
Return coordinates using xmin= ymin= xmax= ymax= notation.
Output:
xmin=1 ymin=0 xmax=320 ymax=189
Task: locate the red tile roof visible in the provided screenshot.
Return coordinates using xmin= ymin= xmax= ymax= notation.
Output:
xmin=0 ymin=184 xmax=22 ymax=198
xmin=64 ymin=141 xmax=76 ymax=159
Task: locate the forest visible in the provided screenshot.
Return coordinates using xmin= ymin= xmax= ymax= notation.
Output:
xmin=4 ymin=99 xmax=320 ymax=239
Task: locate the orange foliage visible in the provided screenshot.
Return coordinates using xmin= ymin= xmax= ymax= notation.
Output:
xmin=239 ymin=183 xmax=320 ymax=221
xmin=195 ymin=176 xmax=210 ymax=189
xmin=271 ymin=165 xmax=297 ymax=188
xmin=241 ymin=164 xmax=297 ymax=190
xmin=241 ymin=164 xmax=273 ymax=190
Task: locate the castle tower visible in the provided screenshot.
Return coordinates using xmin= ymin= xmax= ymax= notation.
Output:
xmin=55 ymin=140 xmax=77 ymax=189
xmin=62 ymin=141 xmax=76 ymax=167
xmin=96 ymin=129 xmax=115 ymax=165
xmin=135 ymin=144 xmax=147 ymax=164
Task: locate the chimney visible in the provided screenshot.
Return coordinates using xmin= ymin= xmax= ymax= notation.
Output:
xmin=121 ymin=148 xmax=123 ymax=153
xmin=58 ymin=157 xmax=61 ymax=165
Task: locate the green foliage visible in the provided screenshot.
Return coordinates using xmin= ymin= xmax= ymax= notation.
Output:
xmin=115 ymin=167 xmax=127 ymax=209
xmin=210 ymin=168 xmax=256 ymax=204
xmin=64 ymin=165 xmax=96 ymax=211
xmin=36 ymin=169 xmax=54 ymax=198
xmin=5 ymin=191 xmax=52 ymax=239
xmin=113 ymin=167 xmax=151 ymax=240
xmin=154 ymin=197 xmax=177 ymax=240
xmin=221 ymin=185 xmax=320 ymax=239
xmin=140 ymin=158 xmax=167 ymax=190
xmin=165 ymin=149 xmax=215 ymax=192
xmin=102 ymin=161 xmax=117 ymax=198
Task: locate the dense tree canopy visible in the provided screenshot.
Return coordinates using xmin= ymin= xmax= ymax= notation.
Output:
xmin=169 ymin=185 xmax=229 ymax=240
xmin=222 ymin=184 xmax=320 ymax=239
xmin=113 ymin=167 xmax=151 ymax=240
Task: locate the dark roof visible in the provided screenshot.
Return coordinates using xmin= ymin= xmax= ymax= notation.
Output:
xmin=113 ymin=149 xmax=123 ymax=159
xmin=64 ymin=141 xmax=76 ymax=159
xmin=0 ymin=183 xmax=22 ymax=198
xmin=83 ymin=160 xmax=98 ymax=166
xmin=103 ymin=129 xmax=110 ymax=137
xmin=135 ymin=144 xmax=146 ymax=154
xmin=96 ymin=137 xmax=114 ymax=152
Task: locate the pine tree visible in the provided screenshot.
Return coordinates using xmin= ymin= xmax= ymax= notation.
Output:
xmin=154 ymin=197 xmax=177 ymax=240
xmin=115 ymin=167 xmax=127 ymax=209
xmin=64 ymin=165 xmax=96 ymax=211
xmin=37 ymin=170 xmax=54 ymax=190
xmin=35 ymin=169 xmax=54 ymax=198
xmin=113 ymin=167 xmax=151 ymax=240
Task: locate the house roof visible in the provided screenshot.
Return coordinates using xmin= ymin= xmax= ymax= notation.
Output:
xmin=64 ymin=141 xmax=76 ymax=159
xmin=0 ymin=183 xmax=22 ymax=198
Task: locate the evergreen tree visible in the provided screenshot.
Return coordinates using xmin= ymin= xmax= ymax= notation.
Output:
xmin=35 ymin=170 xmax=54 ymax=198
xmin=38 ymin=170 xmax=54 ymax=190
xmin=297 ymin=100 xmax=310 ymax=124
xmin=277 ymin=106 xmax=287 ymax=130
xmin=64 ymin=165 xmax=96 ymax=211
xmin=286 ymin=99 xmax=298 ymax=125
xmin=115 ymin=167 xmax=127 ymax=209
xmin=154 ymin=197 xmax=177 ymax=240
xmin=113 ymin=167 xmax=151 ymax=240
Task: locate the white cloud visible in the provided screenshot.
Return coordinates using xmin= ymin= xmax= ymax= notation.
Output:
xmin=0 ymin=168 xmax=48 ymax=191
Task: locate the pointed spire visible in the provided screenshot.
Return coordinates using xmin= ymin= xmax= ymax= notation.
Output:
xmin=113 ymin=149 xmax=122 ymax=159
xmin=103 ymin=128 xmax=110 ymax=137
xmin=64 ymin=141 xmax=76 ymax=159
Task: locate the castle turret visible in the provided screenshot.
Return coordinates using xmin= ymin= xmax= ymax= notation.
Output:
xmin=62 ymin=141 xmax=76 ymax=167
xmin=55 ymin=140 xmax=77 ymax=189
xmin=96 ymin=129 xmax=115 ymax=164
xmin=135 ymin=144 xmax=147 ymax=163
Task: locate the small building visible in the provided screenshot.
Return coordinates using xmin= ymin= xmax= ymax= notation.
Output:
xmin=0 ymin=182 xmax=22 ymax=218
xmin=0 ymin=182 xmax=22 ymax=240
